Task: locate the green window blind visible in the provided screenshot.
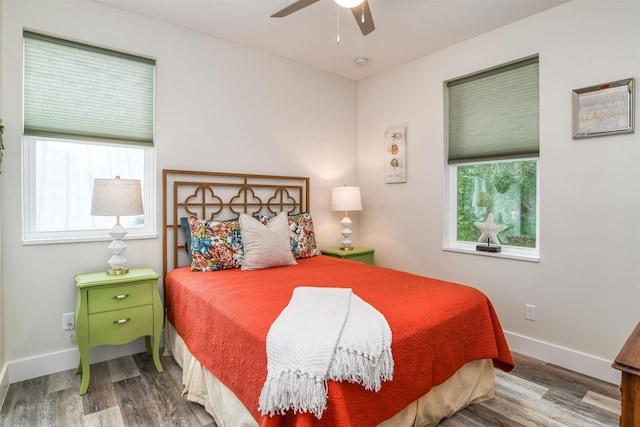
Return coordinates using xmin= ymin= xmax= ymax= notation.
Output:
xmin=448 ymin=57 xmax=539 ymax=164
xmin=24 ymin=31 xmax=155 ymax=145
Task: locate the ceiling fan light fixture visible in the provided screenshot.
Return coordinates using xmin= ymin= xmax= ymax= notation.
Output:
xmin=334 ymin=0 xmax=365 ymax=8
xmin=272 ymin=0 xmax=374 ymax=36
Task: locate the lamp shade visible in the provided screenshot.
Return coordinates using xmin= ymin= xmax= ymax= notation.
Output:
xmin=331 ymin=186 xmax=362 ymax=212
xmin=91 ymin=177 xmax=143 ymax=217
xmin=334 ymin=0 xmax=365 ymax=7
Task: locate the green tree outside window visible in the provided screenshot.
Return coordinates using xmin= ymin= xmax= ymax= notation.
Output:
xmin=457 ymin=160 xmax=537 ymax=248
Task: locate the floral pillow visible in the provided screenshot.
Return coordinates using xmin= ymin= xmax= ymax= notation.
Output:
xmin=257 ymin=212 xmax=318 ymax=259
xmin=180 ymin=217 xmax=193 ymax=255
xmin=288 ymin=212 xmax=318 ymax=259
xmin=188 ymin=215 xmax=244 ymax=271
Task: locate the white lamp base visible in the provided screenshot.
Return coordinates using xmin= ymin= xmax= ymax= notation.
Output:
xmin=106 ymin=223 xmax=130 ymax=275
xmin=340 ymin=215 xmax=354 ymax=251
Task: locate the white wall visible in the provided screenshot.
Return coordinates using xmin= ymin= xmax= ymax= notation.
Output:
xmin=0 ymin=0 xmax=357 ymax=382
xmin=357 ymin=0 xmax=640 ymax=383
xmin=0 ymin=0 xmax=7 ymax=407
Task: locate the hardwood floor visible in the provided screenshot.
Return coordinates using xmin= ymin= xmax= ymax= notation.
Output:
xmin=0 ymin=351 xmax=621 ymax=426
xmin=0 ymin=352 xmax=215 ymax=427
xmin=441 ymin=353 xmax=621 ymax=427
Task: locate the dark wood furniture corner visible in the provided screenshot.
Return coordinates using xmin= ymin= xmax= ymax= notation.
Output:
xmin=612 ymin=321 xmax=640 ymax=427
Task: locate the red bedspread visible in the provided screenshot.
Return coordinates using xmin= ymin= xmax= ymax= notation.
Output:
xmin=166 ymin=255 xmax=513 ymax=427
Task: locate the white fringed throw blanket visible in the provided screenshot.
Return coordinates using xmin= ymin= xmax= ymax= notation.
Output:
xmin=259 ymin=287 xmax=394 ymax=419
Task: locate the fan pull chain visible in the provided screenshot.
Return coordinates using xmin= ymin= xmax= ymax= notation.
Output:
xmin=336 ymin=5 xmax=341 ymax=44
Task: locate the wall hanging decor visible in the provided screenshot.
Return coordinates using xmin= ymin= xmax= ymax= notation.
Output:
xmin=572 ymin=78 xmax=634 ymax=139
xmin=384 ymin=124 xmax=407 ymax=183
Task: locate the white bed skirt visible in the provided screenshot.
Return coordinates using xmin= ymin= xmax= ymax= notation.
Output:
xmin=164 ymin=321 xmax=495 ymax=426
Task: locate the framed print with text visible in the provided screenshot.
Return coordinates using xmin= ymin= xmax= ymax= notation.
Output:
xmin=573 ymin=78 xmax=634 ymax=139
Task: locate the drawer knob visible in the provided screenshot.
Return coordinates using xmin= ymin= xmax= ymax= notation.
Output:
xmin=113 ymin=294 xmax=129 ymax=300
xmin=114 ymin=318 xmax=131 ymax=324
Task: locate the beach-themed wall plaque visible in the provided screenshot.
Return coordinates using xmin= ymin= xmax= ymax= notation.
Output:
xmin=384 ymin=125 xmax=407 ymax=183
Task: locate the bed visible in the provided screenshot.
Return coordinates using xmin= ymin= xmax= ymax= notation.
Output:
xmin=162 ymin=170 xmax=514 ymax=427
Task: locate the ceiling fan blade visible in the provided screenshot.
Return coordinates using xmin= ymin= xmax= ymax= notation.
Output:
xmin=351 ymin=0 xmax=375 ymax=35
xmin=271 ymin=0 xmax=322 ymax=17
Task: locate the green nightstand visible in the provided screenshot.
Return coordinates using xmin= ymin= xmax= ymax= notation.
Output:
xmin=74 ymin=267 xmax=164 ymax=395
xmin=320 ymin=247 xmax=375 ymax=265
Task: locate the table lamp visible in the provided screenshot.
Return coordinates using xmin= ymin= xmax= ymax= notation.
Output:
xmin=91 ymin=176 xmax=143 ymax=275
xmin=331 ymin=186 xmax=362 ymax=250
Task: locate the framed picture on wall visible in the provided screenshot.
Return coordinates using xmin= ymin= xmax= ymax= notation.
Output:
xmin=572 ymin=78 xmax=634 ymax=139
xmin=384 ymin=125 xmax=407 ymax=183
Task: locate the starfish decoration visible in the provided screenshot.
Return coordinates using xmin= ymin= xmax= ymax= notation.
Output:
xmin=474 ymin=213 xmax=507 ymax=245
xmin=391 ymin=131 xmax=402 ymax=141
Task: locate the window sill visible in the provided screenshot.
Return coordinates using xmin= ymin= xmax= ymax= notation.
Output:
xmin=23 ymin=232 xmax=157 ymax=246
xmin=442 ymin=245 xmax=540 ymax=262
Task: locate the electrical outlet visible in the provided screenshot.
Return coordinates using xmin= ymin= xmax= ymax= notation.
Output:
xmin=63 ymin=312 xmax=75 ymax=331
xmin=525 ymin=304 xmax=536 ymax=321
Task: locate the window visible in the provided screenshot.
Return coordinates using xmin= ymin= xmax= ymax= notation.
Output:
xmin=22 ymin=31 xmax=156 ymax=244
xmin=23 ymin=137 xmax=154 ymax=242
xmin=445 ymin=57 xmax=539 ymax=260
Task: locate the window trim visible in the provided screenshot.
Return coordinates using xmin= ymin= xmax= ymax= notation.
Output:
xmin=22 ymin=136 xmax=157 ymax=245
xmin=442 ymin=158 xmax=540 ymax=262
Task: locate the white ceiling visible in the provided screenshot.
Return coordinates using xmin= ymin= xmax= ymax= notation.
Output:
xmin=96 ymin=0 xmax=569 ymax=80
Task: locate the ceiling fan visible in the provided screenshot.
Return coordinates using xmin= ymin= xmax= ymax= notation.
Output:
xmin=271 ymin=0 xmax=375 ymax=36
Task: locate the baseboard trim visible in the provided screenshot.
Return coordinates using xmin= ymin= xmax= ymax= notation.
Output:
xmin=504 ymin=331 xmax=620 ymax=385
xmin=0 ymin=363 xmax=9 ymax=411
xmin=7 ymin=339 xmax=149 ymax=384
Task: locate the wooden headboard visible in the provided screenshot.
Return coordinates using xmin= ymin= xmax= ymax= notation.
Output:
xmin=162 ymin=169 xmax=310 ymax=277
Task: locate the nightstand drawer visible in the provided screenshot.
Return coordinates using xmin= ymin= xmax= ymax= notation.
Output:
xmin=345 ymin=253 xmax=374 ymax=264
xmin=320 ymin=247 xmax=375 ymax=266
xmin=88 ymin=282 xmax=152 ymax=313
xmin=89 ymin=305 xmax=154 ymax=346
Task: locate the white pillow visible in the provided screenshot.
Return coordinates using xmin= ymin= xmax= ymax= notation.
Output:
xmin=239 ymin=212 xmax=297 ymax=270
